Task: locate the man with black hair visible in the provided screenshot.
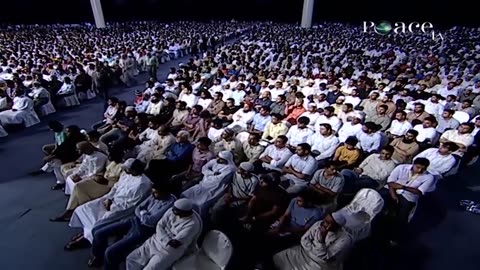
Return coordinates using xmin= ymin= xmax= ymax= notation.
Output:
xmin=282 ymin=143 xmax=317 ymax=195
xmin=379 ymin=157 xmax=434 ymax=244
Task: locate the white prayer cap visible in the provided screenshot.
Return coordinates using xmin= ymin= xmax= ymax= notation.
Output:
xmin=174 ymin=198 xmax=194 ymax=212
xmin=239 ymin=162 xmax=254 ymax=172
xmin=125 ymin=106 xmax=136 ymax=112
xmin=353 ymin=112 xmax=364 ymax=120
xmin=331 ymin=211 xmax=347 ymax=227
xmin=219 ymin=150 xmax=234 ymax=161
xmin=121 ymin=158 xmax=136 ymax=170
xmin=308 ymin=102 xmax=317 ymax=108
xmin=327 ymin=84 xmax=338 ymax=91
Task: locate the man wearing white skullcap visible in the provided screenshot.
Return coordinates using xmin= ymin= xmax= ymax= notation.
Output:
xmin=210 ymin=161 xmax=259 ymax=228
xmin=126 ymin=197 xmax=202 ymax=270
xmin=273 ymin=212 xmax=353 ymax=270
xmin=173 ymin=198 xmax=194 ymax=212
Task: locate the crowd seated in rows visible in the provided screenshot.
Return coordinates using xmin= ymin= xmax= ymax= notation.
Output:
xmin=0 ymin=21 xmax=252 ymax=137
xmin=26 ymin=22 xmax=480 ymax=270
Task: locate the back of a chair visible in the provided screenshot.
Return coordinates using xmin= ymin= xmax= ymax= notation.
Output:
xmin=346 ymin=188 xmax=384 ymax=221
xmin=342 ymin=189 xmax=384 ymax=241
xmin=201 ymin=230 xmax=233 ymax=269
xmin=453 ymin=111 xmax=470 ymax=123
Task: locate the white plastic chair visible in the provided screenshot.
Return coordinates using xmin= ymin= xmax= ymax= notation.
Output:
xmin=452 ymin=111 xmax=470 ymax=123
xmin=172 ymin=230 xmax=233 ymax=270
xmin=39 ymin=93 xmax=56 ymax=116
xmin=339 ymin=188 xmax=384 ymax=242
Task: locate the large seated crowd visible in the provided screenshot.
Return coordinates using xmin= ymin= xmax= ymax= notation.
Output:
xmin=0 ymin=21 xmax=250 ymax=137
xmin=6 ymin=21 xmax=480 ymax=270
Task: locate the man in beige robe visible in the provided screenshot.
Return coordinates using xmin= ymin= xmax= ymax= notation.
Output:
xmin=50 ymin=150 xmax=124 ymax=222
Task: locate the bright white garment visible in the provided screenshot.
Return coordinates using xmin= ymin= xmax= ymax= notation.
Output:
xmin=126 ymin=209 xmax=202 ymax=270
xmin=181 ymin=156 xmax=236 ymax=217
xmin=207 ymin=127 xmax=224 ymax=141
xmin=358 ymin=154 xmax=396 ymax=184
xmin=440 ymin=130 xmax=474 ymax=156
xmin=137 ymin=134 xmax=176 ymax=162
xmin=69 ymin=172 xmax=152 ymax=242
xmin=197 ymin=98 xmax=212 ymax=109
xmin=337 ymin=122 xmax=362 ymax=143
xmin=413 ymin=125 xmax=437 ymax=143
xmin=388 ymin=120 xmax=412 ymax=137
xmin=315 ymin=115 xmax=342 ymax=132
xmin=299 ymin=111 xmax=321 ymax=128
xmin=308 ymin=134 xmax=339 ymax=160
xmin=356 ymin=131 xmax=381 ymax=153
xmin=259 ymin=145 xmax=293 ymax=171
xmin=0 ymin=96 xmax=40 ymax=127
xmin=227 ymin=110 xmax=255 ymax=132
xmin=146 ymin=102 xmax=163 ymax=116
xmin=286 ymin=126 xmax=314 ymax=147
xmin=421 ymin=100 xmax=444 ymax=118
xmin=179 ymin=93 xmax=198 ymax=109
xmin=57 ymin=82 xmax=75 ymax=95
xmin=384 ymin=164 xmax=434 ymax=202
xmin=28 ymin=87 xmax=49 ymax=100
xmin=270 ymin=88 xmax=286 ymax=101
xmin=231 ymin=90 xmax=246 ymax=105
xmin=64 ymin=151 xmax=109 ymax=195
xmin=284 ymin=154 xmax=317 ymax=186
xmin=414 ymin=148 xmax=456 ymax=177
xmin=344 ymin=96 xmax=361 ymax=108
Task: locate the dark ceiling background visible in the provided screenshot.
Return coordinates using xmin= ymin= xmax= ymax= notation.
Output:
xmin=0 ymin=0 xmax=476 ymax=27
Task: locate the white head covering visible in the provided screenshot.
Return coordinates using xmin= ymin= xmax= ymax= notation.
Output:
xmin=174 ymin=198 xmax=193 ymax=211
xmin=331 ymin=211 xmax=347 ymax=227
xmin=121 ymin=158 xmax=136 ymax=170
xmin=218 ymin=151 xmax=235 ymax=167
xmin=239 ymin=162 xmax=254 ymax=172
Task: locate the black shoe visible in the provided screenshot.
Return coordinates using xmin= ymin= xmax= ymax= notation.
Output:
xmin=30 ymin=170 xmax=46 ymax=176
xmin=51 ymin=183 xmax=65 ymax=190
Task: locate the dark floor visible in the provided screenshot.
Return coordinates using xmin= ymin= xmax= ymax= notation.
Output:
xmin=0 ymin=57 xmax=479 ymax=270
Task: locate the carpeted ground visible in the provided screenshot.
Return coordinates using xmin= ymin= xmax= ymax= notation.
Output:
xmin=0 ymin=55 xmax=479 ymax=270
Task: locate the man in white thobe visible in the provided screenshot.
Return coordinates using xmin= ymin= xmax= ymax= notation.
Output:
xmin=308 ymin=123 xmax=340 ymax=163
xmin=131 ymin=119 xmax=160 ymax=160
xmin=181 ymin=151 xmax=237 ymax=217
xmin=126 ymin=199 xmax=202 ymax=270
xmin=0 ymin=90 xmax=40 ymax=127
xmin=64 ymin=142 xmax=108 ymax=195
xmin=66 ymin=159 xmax=152 ymax=248
xmin=227 ymin=103 xmax=255 ymax=132
xmin=138 ymin=125 xmax=176 ymax=163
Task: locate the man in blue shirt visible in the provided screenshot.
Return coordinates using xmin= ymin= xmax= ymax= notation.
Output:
xmin=87 ymin=183 xmax=175 ymax=269
xmin=261 ymin=189 xmax=324 ymax=256
xmin=146 ymin=130 xmax=195 ymax=183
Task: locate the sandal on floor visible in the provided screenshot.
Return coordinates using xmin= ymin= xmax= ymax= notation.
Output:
xmin=51 ymin=183 xmax=65 ymax=190
xmin=87 ymin=256 xmax=103 ymax=268
xmin=70 ymin=232 xmax=84 ymax=241
xmin=64 ymin=238 xmax=90 ymax=251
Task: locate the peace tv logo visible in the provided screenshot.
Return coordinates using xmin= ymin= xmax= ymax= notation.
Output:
xmin=363 ymin=20 xmax=444 ymax=41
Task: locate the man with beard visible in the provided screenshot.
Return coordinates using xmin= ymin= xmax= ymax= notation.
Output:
xmin=390 ymin=129 xmax=421 ymax=164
